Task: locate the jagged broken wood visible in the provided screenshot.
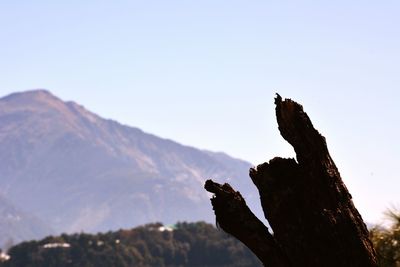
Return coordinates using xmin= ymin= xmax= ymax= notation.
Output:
xmin=204 ymin=95 xmax=378 ymax=267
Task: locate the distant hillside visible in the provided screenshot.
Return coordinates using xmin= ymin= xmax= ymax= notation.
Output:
xmin=2 ymin=222 xmax=262 ymax=267
xmin=0 ymin=195 xmax=52 ymax=250
xmin=0 ymin=89 xmax=261 ymax=242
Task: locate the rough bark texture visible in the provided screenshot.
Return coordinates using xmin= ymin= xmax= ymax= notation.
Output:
xmin=204 ymin=95 xmax=378 ymax=267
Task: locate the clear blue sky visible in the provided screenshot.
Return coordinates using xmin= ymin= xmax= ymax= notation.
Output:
xmin=0 ymin=1 xmax=399 ymax=224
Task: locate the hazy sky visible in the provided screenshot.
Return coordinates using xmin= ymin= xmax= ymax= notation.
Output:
xmin=0 ymin=1 xmax=399 ymax=224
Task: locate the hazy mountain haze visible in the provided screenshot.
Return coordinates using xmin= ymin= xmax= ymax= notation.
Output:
xmin=0 ymin=194 xmax=52 ymax=249
xmin=0 ymin=89 xmax=259 ymax=247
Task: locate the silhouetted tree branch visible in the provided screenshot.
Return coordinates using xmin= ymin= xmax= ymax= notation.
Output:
xmin=204 ymin=180 xmax=289 ymax=266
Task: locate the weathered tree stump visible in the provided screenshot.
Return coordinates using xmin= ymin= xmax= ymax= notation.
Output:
xmin=204 ymin=95 xmax=377 ymax=267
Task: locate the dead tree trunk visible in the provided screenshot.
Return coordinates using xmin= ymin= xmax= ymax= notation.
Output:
xmin=204 ymin=95 xmax=377 ymax=267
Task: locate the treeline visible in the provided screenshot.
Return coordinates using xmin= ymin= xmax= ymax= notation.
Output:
xmin=1 ymin=222 xmax=262 ymax=267
xmin=3 ymin=215 xmax=400 ymax=267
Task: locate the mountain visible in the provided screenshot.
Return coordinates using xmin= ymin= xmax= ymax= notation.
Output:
xmin=0 ymin=89 xmax=259 ymax=239
xmin=0 ymin=195 xmax=52 ymax=250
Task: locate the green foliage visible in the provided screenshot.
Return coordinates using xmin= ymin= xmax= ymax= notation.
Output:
xmin=1 ymin=222 xmax=261 ymax=267
xmin=370 ymin=209 xmax=400 ymax=267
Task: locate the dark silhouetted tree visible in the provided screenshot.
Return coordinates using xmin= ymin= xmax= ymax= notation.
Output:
xmin=205 ymin=95 xmax=378 ymax=267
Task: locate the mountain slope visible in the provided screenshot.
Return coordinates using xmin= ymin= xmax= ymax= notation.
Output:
xmin=0 ymin=195 xmax=52 ymax=249
xmin=0 ymin=89 xmax=258 ymax=235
